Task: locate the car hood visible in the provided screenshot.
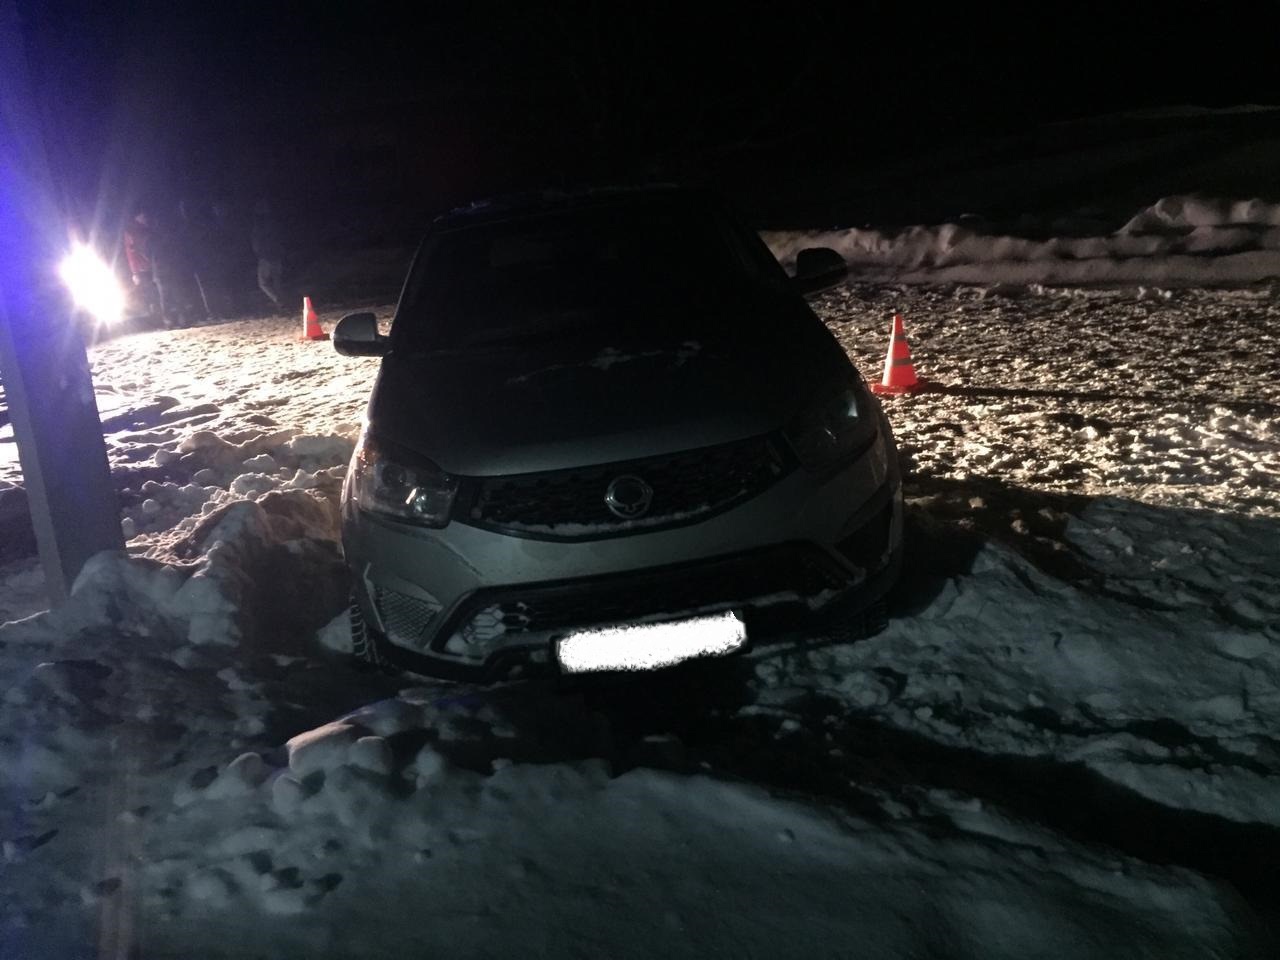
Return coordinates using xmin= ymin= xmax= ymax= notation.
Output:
xmin=367 ymin=307 xmax=851 ymax=476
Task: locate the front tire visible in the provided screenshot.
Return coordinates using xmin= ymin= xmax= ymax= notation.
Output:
xmin=350 ymin=599 xmax=392 ymax=671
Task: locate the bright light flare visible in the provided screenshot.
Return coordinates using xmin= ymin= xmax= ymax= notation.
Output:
xmin=58 ymin=244 xmax=126 ymax=326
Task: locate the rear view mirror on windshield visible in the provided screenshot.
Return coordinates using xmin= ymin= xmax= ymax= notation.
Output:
xmin=333 ymin=312 xmax=389 ymax=357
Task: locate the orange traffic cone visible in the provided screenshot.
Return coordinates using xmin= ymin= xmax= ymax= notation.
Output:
xmin=301 ymin=296 xmax=329 ymax=341
xmin=870 ymin=313 xmax=925 ymax=395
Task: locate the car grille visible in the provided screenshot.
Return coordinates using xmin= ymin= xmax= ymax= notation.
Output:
xmin=440 ymin=542 xmax=848 ymax=651
xmin=460 ymin=435 xmax=791 ymax=540
xmin=375 ymin=587 xmax=443 ymax=651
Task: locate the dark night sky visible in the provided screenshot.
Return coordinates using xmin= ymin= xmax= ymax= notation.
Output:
xmin=16 ymin=1 xmax=1280 ymax=236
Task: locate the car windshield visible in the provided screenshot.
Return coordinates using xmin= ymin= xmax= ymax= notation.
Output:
xmin=392 ymin=196 xmax=784 ymax=352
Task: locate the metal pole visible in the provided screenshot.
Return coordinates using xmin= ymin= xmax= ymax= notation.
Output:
xmin=0 ymin=0 xmax=123 ymax=604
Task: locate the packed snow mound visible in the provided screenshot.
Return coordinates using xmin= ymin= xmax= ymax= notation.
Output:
xmin=1121 ymin=195 xmax=1280 ymax=232
xmin=0 ymin=505 xmax=396 ymax=956
xmin=753 ymin=497 xmax=1280 ymax=827
xmin=138 ymin=687 xmax=1259 ymax=960
xmin=765 ymin=195 xmax=1280 ymax=286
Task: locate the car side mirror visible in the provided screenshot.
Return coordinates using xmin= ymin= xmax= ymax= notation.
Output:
xmin=792 ymin=247 xmax=849 ymax=296
xmin=333 ymin=312 xmax=389 ymax=357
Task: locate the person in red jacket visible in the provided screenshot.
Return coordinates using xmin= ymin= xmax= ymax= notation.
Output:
xmin=124 ymin=207 xmax=167 ymax=325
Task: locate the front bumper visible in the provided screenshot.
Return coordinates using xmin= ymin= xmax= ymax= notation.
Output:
xmin=344 ymin=431 xmax=903 ymax=681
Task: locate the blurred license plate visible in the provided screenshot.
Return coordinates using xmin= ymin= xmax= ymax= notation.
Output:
xmin=556 ymin=611 xmax=747 ymax=673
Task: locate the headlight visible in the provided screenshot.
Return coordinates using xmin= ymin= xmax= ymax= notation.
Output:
xmin=785 ymin=384 xmax=871 ymax=471
xmin=58 ymin=243 xmax=126 ymax=326
xmin=349 ymin=434 xmax=459 ymax=528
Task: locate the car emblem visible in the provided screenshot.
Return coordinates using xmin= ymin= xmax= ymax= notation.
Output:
xmin=604 ymin=474 xmax=653 ymax=520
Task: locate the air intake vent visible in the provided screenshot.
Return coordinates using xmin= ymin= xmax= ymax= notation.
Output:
xmin=375 ymin=587 xmax=443 ymax=650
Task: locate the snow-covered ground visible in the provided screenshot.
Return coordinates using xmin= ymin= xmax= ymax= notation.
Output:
xmin=2 ymin=198 xmax=1279 ymax=956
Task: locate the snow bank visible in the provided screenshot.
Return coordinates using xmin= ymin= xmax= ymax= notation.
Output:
xmin=124 ymin=684 xmax=1261 ymax=959
xmin=751 ymin=495 xmax=1280 ymax=828
xmin=765 ymin=194 xmax=1280 ymax=286
xmin=0 ymin=479 xmax=378 ymax=955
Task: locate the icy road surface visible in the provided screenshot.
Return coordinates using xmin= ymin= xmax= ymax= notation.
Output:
xmin=0 ymin=286 xmax=1277 ymax=958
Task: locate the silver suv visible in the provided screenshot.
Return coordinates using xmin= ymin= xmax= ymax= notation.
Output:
xmin=334 ymin=186 xmax=902 ymax=681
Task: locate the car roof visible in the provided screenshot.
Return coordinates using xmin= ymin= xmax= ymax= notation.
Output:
xmin=430 ymin=183 xmax=694 ymax=229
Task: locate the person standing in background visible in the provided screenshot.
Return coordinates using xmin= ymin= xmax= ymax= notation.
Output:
xmin=178 ymin=198 xmax=218 ymax=321
xmin=251 ymin=198 xmax=285 ymax=311
xmin=209 ymin=199 xmax=245 ymax=317
xmin=152 ymin=203 xmax=206 ymax=328
xmin=123 ymin=206 xmax=166 ymax=326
